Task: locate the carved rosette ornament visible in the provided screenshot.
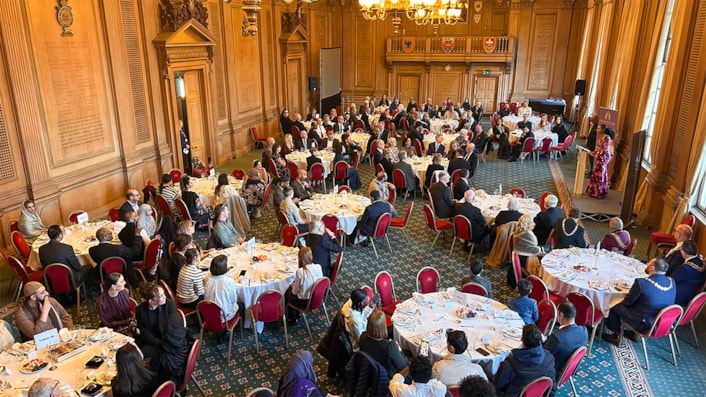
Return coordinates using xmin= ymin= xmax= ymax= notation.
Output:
xmin=159 ymin=0 xmax=209 ymax=32
xmin=242 ymin=0 xmax=262 ymax=36
xmin=55 ymin=0 xmax=74 ymax=37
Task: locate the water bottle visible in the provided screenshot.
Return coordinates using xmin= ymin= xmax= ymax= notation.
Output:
xmin=498 ymin=183 xmax=502 ymax=195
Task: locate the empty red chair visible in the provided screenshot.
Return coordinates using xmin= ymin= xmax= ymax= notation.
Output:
xmin=169 ymin=169 xmax=182 ymax=184
xmin=7 ymin=256 xmax=43 ymax=302
xmin=675 ymin=291 xmax=706 ymax=353
xmin=286 ymin=277 xmax=331 ymax=339
xmin=620 ymin=304 xmax=683 ymax=370
xmin=68 ymin=210 xmax=88 ymax=225
xmin=11 ymin=231 xmax=31 ymax=263
xmin=280 ymin=224 xmax=299 ymax=247
xmin=251 ymin=290 xmax=288 ymax=353
xmin=328 ymin=252 xmax=344 ymax=305
xmin=390 ymin=202 xmax=414 ymax=242
xmin=416 ymin=266 xmax=440 ymax=293
xmin=518 ymin=376 xmax=553 ymax=397
xmin=536 ymin=138 xmax=553 ymax=161
xmin=556 ymin=346 xmax=587 ymax=396
xmin=536 ymin=299 xmax=557 ymax=336
xmin=375 ymin=271 xmax=402 ymax=316
xmin=366 ymin=213 xmax=392 ymax=258
xmin=310 ymin=163 xmax=326 ymax=193
xmin=152 ymin=380 xmax=176 ymax=397
xmin=461 ymin=282 xmax=488 ymax=297
xmin=422 ymin=204 xmax=453 ymax=249
xmin=44 ymin=263 xmax=86 ymax=312
xmin=196 ymin=300 xmax=243 ymax=363
xmin=174 ymin=339 xmax=205 ymax=396
xmin=450 ymin=215 xmax=475 ymax=261
xmin=566 ymin=292 xmax=603 ymax=356
xmin=509 ymin=188 xmax=525 ymax=198
xmin=334 ymin=161 xmax=349 ymax=185
xmin=551 ymin=135 xmax=573 ymax=160
xmin=251 ymin=126 xmax=268 ymax=149
xmin=108 ymin=207 xmax=121 ymax=222
xmin=231 ymin=169 xmax=245 ymax=180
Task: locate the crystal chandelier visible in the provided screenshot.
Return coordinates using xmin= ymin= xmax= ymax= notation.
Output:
xmin=359 ymin=0 xmax=465 ymax=33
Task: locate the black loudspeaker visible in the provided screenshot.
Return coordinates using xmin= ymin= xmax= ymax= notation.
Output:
xmin=574 ymin=79 xmax=586 ymax=96
xmin=308 ymin=76 xmax=318 ymax=91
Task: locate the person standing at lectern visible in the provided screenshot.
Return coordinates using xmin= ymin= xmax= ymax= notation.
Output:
xmin=584 ymin=114 xmax=598 ymax=174
xmin=585 ymin=125 xmax=614 ymax=199
xmin=179 ymin=120 xmax=191 ymax=174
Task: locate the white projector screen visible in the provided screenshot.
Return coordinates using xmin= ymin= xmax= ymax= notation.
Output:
xmin=320 ymin=47 xmax=341 ymax=115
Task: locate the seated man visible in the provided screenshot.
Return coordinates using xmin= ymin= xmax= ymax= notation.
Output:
xmin=367 ymin=171 xmax=396 ymax=203
xmin=432 ymin=330 xmax=487 ymax=386
xmin=305 ymin=220 xmax=343 ymax=278
xmin=15 ymin=282 xmax=74 ymax=340
xmin=533 ymin=194 xmax=563 ymax=245
xmin=494 ymin=324 xmax=555 ymax=396
xmin=28 ymin=377 xmax=62 ymax=397
xmin=664 ymin=224 xmax=693 ymax=275
xmin=119 ymin=189 xmax=141 ymax=220
xmin=461 ymin=260 xmax=493 ymax=299
xmin=603 ymin=258 xmax=676 ymax=345
xmin=272 ymin=177 xmax=291 ymax=209
xmin=447 ymin=150 xmax=471 ymax=180
xmin=495 ymin=197 xmax=522 ymax=227
xmin=39 ymin=225 xmax=92 ymax=286
xmin=347 ymin=190 xmax=396 ymax=248
xmin=389 ymin=355 xmax=446 ymax=397
xmin=280 ymin=187 xmax=309 ymax=233
xmin=89 ymin=227 xmax=142 ymax=289
xmin=393 ymin=151 xmax=418 ymax=194
xmin=427 ymin=134 xmax=446 ymax=155
xmin=543 ymin=301 xmax=588 ymax=372
xmin=430 ymin=172 xmax=456 ymax=219
xmin=454 ymin=190 xmax=490 ymax=251
xmin=553 ymin=207 xmax=587 ymax=249
xmin=452 ymin=169 xmax=470 ymax=201
xmin=306 ymin=148 xmax=323 ymax=171
xmin=117 ymin=210 xmax=146 ymax=262
xmin=670 ymin=240 xmax=705 ymax=306
xmin=292 ymin=170 xmax=314 ymax=201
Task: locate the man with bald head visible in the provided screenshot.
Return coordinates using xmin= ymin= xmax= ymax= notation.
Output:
xmin=119 ymin=188 xmax=141 ymax=220
xmin=664 ymin=224 xmax=693 ymax=274
xmin=88 ymin=227 xmax=142 ymax=289
xmin=28 ymin=377 xmax=61 ymax=397
xmin=292 ymin=169 xmax=314 ymax=201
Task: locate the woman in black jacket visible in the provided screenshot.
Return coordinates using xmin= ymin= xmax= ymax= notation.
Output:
xmin=150 ymin=313 xmax=194 ymax=384
xmin=134 ymin=282 xmax=177 ymax=358
xmin=112 ymin=344 xmax=162 ymax=397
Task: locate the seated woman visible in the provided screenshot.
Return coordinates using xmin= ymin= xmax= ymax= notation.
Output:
xmin=285 ymin=247 xmax=323 ymax=326
xmin=18 ymin=199 xmax=47 ymax=244
xmin=111 ymin=344 xmax=161 ymax=397
xmin=242 ymin=168 xmax=266 ymax=219
xmin=509 ymin=214 xmax=545 ymax=288
xmin=252 ymin=159 xmax=270 ymax=185
xmin=150 ymin=313 xmax=194 ymax=384
xmin=158 ymin=234 xmax=192 ymax=293
xmin=446 ymin=141 xmax=459 ymax=161
xmin=176 ymin=248 xmax=204 ymax=309
xmin=271 ymin=144 xmax=290 ymax=178
xmin=204 ymin=254 xmax=240 ymax=322
xmin=137 ymin=204 xmax=157 ymax=239
xmin=600 ymin=217 xmax=631 ymax=254
xmin=282 ymin=133 xmax=296 ymax=156
xmin=135 ymin=282 xmax=176 ymax=358
xmin=341 ymin=288 xmax=374 ymax=350
xmin=96 ymin=273 xmax=134 ymax=337
xmin=180 ymin=175 xmax=211 ymax=229
xmin=214 ymin=173 xmax=238 ymax=207
xmin=277 ymin=350 xmax=340 ymax=397
xmin=386 ymin=138 xmax=400 ymax=163
xmin=359 ymin=310 xmax=408 ymax=376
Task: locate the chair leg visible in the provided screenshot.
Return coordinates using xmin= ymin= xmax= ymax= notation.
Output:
xmin=76 ymin=286 xmax=81 ymax=313
xmin=467 ymin=243 xmax=475 ymax=262
xmin=239 ymin=319 xmax=244 ymax=342
xmin=691 ymin=321 xmax=699 ymax=348
xmin=227 ymin=329 xmax=234 ymax=363
xmin=385 ymin=234 xmax=392 ymax=252
xmin=283 ymin=315 xmax=289 ymax=348
xmin=675 ymin=331 xmax=682 ymax=357
xmin=431 ymin=231 xmax=441 ymax=248
xmin=641 ymin=338 xmax=649 ymax=370
xmin=191 ymin=374 xmax=206 ymax=396
xmin=449 ymin=237 xmax=457 ymax=257
xmin=323 ymin=304 xmax=330 ymax=326
xmin=587 ymin=324 xmax=598 ymax=357
xmin=253 ymin=323 xmax=260 ymax=353
xmin=370 ymin=238 xmax=379 ymax=258
xmin=570 ymin=377 xmax=579 ymax=397
xmin=669 ymin=333 xmax=678 ymax=366
xmin=302 ymin=312 xmax=312 ymax=340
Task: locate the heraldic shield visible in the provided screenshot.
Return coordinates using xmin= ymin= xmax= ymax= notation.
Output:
xmin=402 ymin=37 xmax=415 ymax=53
xmin=442 ymin=37 xmax=455 ymax=54
xmin=483 ymin=37 xmax=496 ymax=54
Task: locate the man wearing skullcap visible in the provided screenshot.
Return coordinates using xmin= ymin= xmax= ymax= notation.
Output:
xmin=15 ymin=281 xmax=73 ymax=340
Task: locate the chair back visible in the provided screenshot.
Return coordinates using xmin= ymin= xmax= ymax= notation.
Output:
xmin=245 ymin=387 xmax=274 ymax=397
xmin=566 ymin=292 xmax=596 ymax=326
xmin=375 ymin=162 xmax=384 ymax=175
xmin=276 ymin=210 xmax=288 ymax=226
xmin=291 ymin=126 xmax=300 ymax=136
xmin=397 ymin=202 xmax=414 ymax=226
xmin=334 ymin=161 xmax=349 ymax=179
xmin=539 ymin=137 xmax=553 ymax=153
xmin=453 ymin=215 xmax=473 ymax=241
xmin=461 ymin=282 xmax=488 ymax=297
xmin=108 ymin=207 xmax=121 ymax=222
xmin=330 ymin=252 xmax=344 ymax=286
xmin=679 ymin=291 xmax=706 ymax=326
xmin=338 ymin=185 xmax=352 ymax=194
xmin=539 ymin=192 xmax=550 ymax=211
xmin=250 ymin=126 xmax=260 ymax=140
xmin=310 ymin=163 xmax=325 ymax=182
xmin=169 ymin=169 xmax=182 ymax=184
xmin=416 ymin=266 xmax=440 ymax=293
xmin=196 ymin=300 xmax=228 ymax=332
xmin=519 ymin=376 xmax=553 ymax=397
xmin=423 ymin=204 xmax=438 ymax=231
xmin=352 ymin=127 xmax=362 ymax=134
xmin=253 ymin=290 xmax=284 ymax=323
xmin=322 ymin=214 xmax=341 ymax=236
xmin=268 ymin=158 xmax=278 ymax=176
xmin=509 ymin=102 xmax=518 ymax=113
xmin=682 ymin=214 xmax=696 ymax=227
xmin=625 ymin=239 xmax=637 ymax=256
xmin=536 ymin=299 xmax=557 ymax=335
xmin=522 ymin=138 xmax=536 ymax=153
xmin=647 ymin=304 xmax=683 ymax=338
xmin=100 ymin=257 xmax=126 ymax=279
xmin=306 ymin=277 xmax=330 ymax=311
xmin=280 ymin=224 xmax=299 ymax=247
xmin=259 ymin=184 xmax=271 ymax=209
xmin=512 ymin=251 xmax=523 ymax=286
xmin=414 ymin=139 xmax=424 ymax=156
xmin=362 ymin=285 xmax=374 ymax=303
xmin=387 ymin=189 xmax=396 ymax=204
xmin=562 ymin=135 xmax=574 ymax=150
xmin=143 ymin=238 xmax=162 ymax=269
xmin=130 ymin=298 xmax=138 ymax=317
xmin=357 ymin=120 xmax=365 ymax=130
xmin=546 ymin=229 xmax=556 ymax=248
xmin=8 ymin=256 xmax=32 ymax=283
xmin=287 ymin=161 xmax=298 ymax=178
xmin=152 ymin=380 xmax=176 ymax=397
xmin=9 ymin=220 xmax=19 ymax=234
xmin=451 ymin=169 xmax=462 ymax=183
xmin=509 ymin=188 xmax=525 ymax=198
xmin=352 ymin=152 xmax=361 ymax=168
xmin=375 ymin=271 xmax=397 ymax=307
xmin=557 ymin=346 xmax=587 ymax=387
xmin=527 ymin=275 xmax=549 ymax=302
xmin=176 ymin=339 xmax=201 ymax=392
xmin=231 ymin=169 xmax=245 ymax=180
xmin=11 ymin=231 xmax=31 ymax=262
xmin=160 ymin=280 xmax=176 ymax=302
xmin=155 ymin=194 xmax=172 ymax=217
xmin=392 ymin=169 xmax=407 ymax=190
xmin=175 ymin=199 xmax=192 ymax=221
xmin=373 ymin=213 xmax=392 ymax=238
xmin=44 ymin=263 xmax=75 ymax=294
xmin=68 ymin=210 xmax=87 ymax=225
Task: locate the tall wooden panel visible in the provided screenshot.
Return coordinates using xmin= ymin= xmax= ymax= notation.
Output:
xmin=527 ymin=13 xmax=557 ymax=91
xmin=354 ymin=16 xmax=373 ymax=88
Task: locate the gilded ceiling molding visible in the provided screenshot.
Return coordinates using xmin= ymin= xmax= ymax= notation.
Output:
xmin=159 ymin=0 xmax=209 ymax=32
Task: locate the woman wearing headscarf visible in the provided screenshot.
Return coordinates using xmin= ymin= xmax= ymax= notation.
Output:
xmin=242 ymin=168 xmax=266 ymax=218
xmin=137 ymin=204 xmax=157 ymax=239
xmin=150 ymin=313 xmax=194 ymax=383
xmin=280 ymin=109 xmax=294 ymax=135
xmin=277 ymin=350 xmax=339 ymax=397
xmin=18 ymin=200 xmax=47 ymax=244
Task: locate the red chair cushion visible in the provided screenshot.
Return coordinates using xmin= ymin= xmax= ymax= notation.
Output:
xmin=650 ymin=232 xmax=676 ymax=246
xmin=385 ymin=314 xmax=393 ymax=327
xmin=29 ymin=271 xmax=43 ymax=282
xmin=436 ymin=220 xmax=453 ymax=229
xmin=382 ymin=301 xmax=402 ymax=316
xmin=390 ymin=218 xmax=405 ymax=227
xmin=548 ymin=293 xmax=564 ymax=306
xmin=251 ymin=303 xmax=284 ymax=322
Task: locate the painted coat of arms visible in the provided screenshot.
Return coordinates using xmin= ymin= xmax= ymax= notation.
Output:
xmin=442 ymin=37 xmax=455 ymax=54
xmin=483 ymin=37 xmax=496 ymax=54
xmin=402 ymin=37 xmax=415 ymax=53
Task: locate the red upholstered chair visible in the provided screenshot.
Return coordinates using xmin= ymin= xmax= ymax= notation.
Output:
xmin=334 ymin=161 xmax=349 ymax=185
xmin=511 ymin=251 xmax=523 ymax=287
xmin=556 ymin=346 xmax=587 ymax=397
xmin=366 ymin=213 xmax=392 ymax=258
xmin=536 ymin=299 xmax=557 ymax=336
xmin=520 ymin=138 xmax=536 ymax=164
xmin=291 ymin=126 xmax=300 ymax=136
xmin=245 ymin=388 xmax=273 ymax=397
xmin=519 ymin=376 xmax=553 ymax=397
xmin=675 ymin=292 xmax=706 ymax=354
xmin=416 ymin=266 xmax=440 ymax=293
xmin=328 ymin=252 xmax=344 ymax=305
xmin=566 ymin=292 xmax=603 ymax=356
xmin=44 ymin=263 xmax=86 ymax=312
xmin=174 ymin=339 xmax=205 ymax=396
xmin=414 ymin=139 xmax=424 ymax=156
xmin=287 ymin=161 xmax=298 ymax=178
xmin=7 ymin=256 xmax=43 ymax=302
xmin=422 ymin=204 xmax=453 ymax=249
xmin=550 ymin=134 xmax=573 ymax=160
xmin=450 ymin=215 xmax=475 ymax=261
xmin=393 ymin=169 xmax=415 ymax=201
xmin=322 ymin=214 xmax=345 ymax=247
xmin=160 ymin=280 xmax=197 ymax=319
xmin=280 ymin=224 xmax=299 ymax=247
xmin=155 ymin=194 xmax=172 ymax=218
xmin=509 ymin=188 xmax=525 ymax=198
xmin=387 ymin=189 xmax=396 ymax=205
xmin=11 ymin=231 xmax=31 ymax=263
xmin=337 ymin=185 xmax=352 ymax=194
xmin=390 ymin=202 xmax=414 ymax=242
xmin=539 ymin=192 xmax=550 ymax=211
xmin=251 ymin=289 xmax=288 ymax=353
xmin=255 ymin=184 xmax=271 ymax=214
xmin=169 ymin=169 xmax=182 ymax=184
xmin=134 ymin=238 xmax=161 ymax=282
xmin=251 ymin=126 xmax=268 ymax=149
xmin=461 ymin=282 xmax=488 ymax=297
xmin=175 ymin=199 xmax=191 ymax=222
xmin=620 ymin=304 xmax=683 ymax=370
xmin=509 ymin=102 xmax=518 ymax=114
xmin=268 ymin=158 xmax=278 ymax=177
xmin=527 ymin=275 xmax=564 ymax=306
xmin=231 ymin=169 xmax=245 ymax=180
xmin=99 ymin=257 xmax=127 ymax=291
xmin=375 ymin=271 xmax=402 ymax=316
xmin=310 ymin=163 xmax=326 ymax=193
xmin=352 ymin=152 xmax=361 ymax=169
xmin=68 ymin=210 xmax=88 ymax=225
xmin=108 ymin=207 xmax=121 ymax=222
xmin=536 ymin=138 xmax=553 ymax=161
xmin=375 ymin=162 xmax=384 ymax=175
xmin=287 ymin=277 xmax=331 ymax=340
xmin=647 ymin=214 xmax=695 ymax=257
xmin=196 ymin=300 xmax=243 ymax=363
xmin=624 ymin=239 xmax=637 ymax=256
xmin=130 ymin=298 xmax=138 ymax=317
xmin=9 ymin=220 xmax=19 ymax=235
xmin=451 ymin=169 xmax=462 ymax=184
xmin=152 ymin=380 xmax=176 ymax=397
xmin=447 ymin=385 xmax=460 ymax=397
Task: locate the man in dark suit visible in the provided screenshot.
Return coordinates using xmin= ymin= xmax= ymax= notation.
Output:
xmin=603 ymin=258 xmax=676 ymax=345
xmin=452 ymin=169 xmax=470 ymax=201
xmin=341 ymin=134 xmax=363 ymax=162
xmin=292 ymin=170 xmax=314 ymax=201
xmin=321 ymin=130 xmax=339 ymax=152
xmin=670 ymin=240 xmax=705 ymax=306
xmin=471 ymin=100 xmax=483 ymax=121
xmin=533 ymin=194 xmax=564 ymax=245
xmin=295 ymin=130 xmax=318 ymax=151
xmin=89 ymin=227 xmax=142 ymax=289
xmin=348 ymin=190 xmax=396 ymax=247
xmin=306 ymin=148 xmax=323 ymax=171
xmin=664 ymin=224 xmax=693 ymax=275
xmin=117 ymin=211 xmax=145 ymax=262
xmin=422 ymin=98 xmax=434 ymax=114
xmin=517 ymin=113 xmax=533 ymax=132
xmin=464 ymin=143 xmax=479 ymax=178
xmin=447 ymin=150 xmax=471 ymax=179
xmin=292 ymin=113 xmax=307 ymax=133
xmin=430 ymin=172 xmax=455 ymax=219
xmin=39 ymin=225 xmax=93 ymax=286
xmin=553 ymin=208 xmax=587 ymax=249
xmin=544 ymin=301 xmax=588 ymax=372
xmin=359 ymin=106 xmax=371 ymax=131
xmin=306 ymin=220 xmax=343 ymax=278
xmin=454 ymin=190 xmax=490 ymax=250
xmin=393 ymin=152 xmax=418 ymax=195
xmin=332 ymin=115 xmax=348 ymax=133
xmin=119 ymin=189 xmax=141 ymax=220
xmin=392 ymin=105 xmax=407 ymax=129
xmin=472 ymin=124 xmax=488 ymax=154
xmin=427 ymin=134 xmax=446 ymax=155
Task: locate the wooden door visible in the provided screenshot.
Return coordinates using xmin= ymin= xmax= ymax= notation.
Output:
xmin=183 ymin=71 xmax=208 ymax=163
xmin=287 ymin=58 xmax=303 ymax=115
xmin=474 ymin=76 xmax=498 ymax=113
xmin=398 ymin=75 xmax=420 ymax=104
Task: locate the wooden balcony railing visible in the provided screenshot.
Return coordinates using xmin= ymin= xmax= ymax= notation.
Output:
xmin=386 ymin=36 xmax=515 ymax=62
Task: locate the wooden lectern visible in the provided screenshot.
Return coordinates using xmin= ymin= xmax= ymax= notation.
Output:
xmin=573 ymin=146 xmax=590 ymax=196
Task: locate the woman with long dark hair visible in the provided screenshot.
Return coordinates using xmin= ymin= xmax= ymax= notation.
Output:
xmin=111 ymin=344 xmax=161 ymax=397
xmin=135 ymin=282 xmax=176 ymax=358
xmin=214 ymin=173 xmax=238 ymax=206
xmin=280 ymin=108 xmax=293 ymax=135
xmin=180 ymin=174 xmax=211 ymax=228
xmin=586 ymin=125 xmax=615 ymax=199
xmin=150 ymin=313 xmax=194 ymax=383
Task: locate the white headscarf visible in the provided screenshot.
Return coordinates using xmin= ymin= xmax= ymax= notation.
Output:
xmin=137 ymin=204 xmax=156 ymax=238
xmin=18 ymin=200 xmax=46 ymax=243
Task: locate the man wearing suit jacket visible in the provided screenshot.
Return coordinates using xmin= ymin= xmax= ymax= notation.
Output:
xmin=392 ymin=105 xmax=407 ymax=128
xmin=333 ymin=115 xmax=349 ymax=133
xmin=295 ymin=130 xmax=318 ymax=151
xmin=321 ymin=130 xmax=340 ymax=153
xmin=348 ymin=190 xmax=396 ymax=247
xmin=533 ymin=194 xmax=564 ymax=245
xmin=670 ymin=240 xmax=706 ymax=306
xmin=393 ymin=152 xmax=418 ymax=193
xmin=117 ymin=211 xmax=145 ymax=262
xmin=89 ymin=227 xmax=142 ymax=289
xmin=664 ymin=224 xmax=693 ymax=275
xmin=431 ymin=172 xmax=456 ymax=219
xmin=427 ymin=134 xmax=446 ymax=155
xmin=39 ymin=225 xmax=93 ymax=286
xmin=292 ymin=114 xmax=307 ymax=133
xmin=119 ymin=189 xmax=141 ymax=220
xmin=423 ymin=98 xmax=434 ymax=114
xmin=452 ymin=169 xmax=470 ymax=201
xmin=553 ymin=208 xmax=587 ymax=249
xmin=306 ymin=149 xmax=323 ymax=171
xmin=471 ymin=100 xmax=483 ymax=121
xmin=306 ymin=220 xmax=343 ymax=278
xmin=447 ymin=151 xmax=471 ymax=179
xmin=454 ymin=190 xmax=489 ymax=249
xmin=603 ymin=258 xmax=676 ymax=345
xmin=464 ymin=143 xmax=480 ymax=178
xmin=544 ymin=301 xmax=588 ymax=371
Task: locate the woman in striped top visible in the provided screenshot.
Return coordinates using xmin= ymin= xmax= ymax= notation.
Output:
xmin=176 ymin=247 xmax=204 ymax=309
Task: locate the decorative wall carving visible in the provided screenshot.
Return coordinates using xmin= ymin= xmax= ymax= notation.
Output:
xmin=0 ymin=100 xmax=16 ymax=182
xmin=55 ymin=0 xmax=74 ymax=37
xmin=159 ymin=0 xmax=209 ymax=32
xmin=282 ymin=2 xmax=308 ymax=33
xmin=120 ymin=0 xmax=151 ymax=144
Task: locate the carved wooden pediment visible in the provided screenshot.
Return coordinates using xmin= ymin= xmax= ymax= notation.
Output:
xmin=154 ymin=19 xmax=216 ymax=66
xmin=279 ymin=24 xmax=310 ymax=44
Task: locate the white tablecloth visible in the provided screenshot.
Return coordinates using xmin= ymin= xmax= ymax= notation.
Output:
xmin=28 ymin=221 xmax=125 ymax=272
xmin=471 ymin=192 xmax=541 ymax=225
xmin=285 ymin=151 xmax=335 ymax=177
xmin=403 ymin=156 xmax=449 ymax=189
xmin=502 ymin=115 xmax=541 ymax=131
xmin=392 ymin=291 xmax=524 ymax=376
xmin=298 ymin=193 xmax=371 ymax=235
xmin=508 ymin=130 xmax=558 ymax=149
xmin=199 ymin=243 xmax=299 ymax=332
xmin=429 ymin=119 xmax=459 ymax=134
xmin=423 ymin=133 xmax=459 ymax=152
xmin=0 ymin=329 xmax=133 ymax=396
xmin=333 ymin=132 xmax=370 ymax=156
xmin=532 ymin=248 xmax=646 ymax=315
xmin=189 ymin=176 xmax=243 ymax=207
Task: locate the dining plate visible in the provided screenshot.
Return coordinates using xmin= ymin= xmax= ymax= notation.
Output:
xmin=20 ymin=358 xmax=48 ymax=374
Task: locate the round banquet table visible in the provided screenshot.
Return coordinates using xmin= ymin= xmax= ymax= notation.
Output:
xmin=502 ymin=115 xmax=541 ymax=131
xmin=470 ymin=191 xmax=541 ymax=225
xmin=404 ymin=156 xmax=449 ymax=189
xmin=298 ymin=193 xmax=371 ymax=235
xmin=530 ymin=248 xmax=646 ymax=315
xmin=508 ymin=129 xmax=558 ymax=149
xmin=285 ymin=150 xmax=335 ymax=177
xmin=334 ymin=132 xmax=370 ymax=155
xmin=27 ymin=221 xmax=125 ymax=272
xmin=188 ymin=175 xmax=243 ymax=207
xmin=0 ymin=329 xmax=133 ymax=396
xmin=429 ymin=119 xmax=459 ymax=134
xmin=199 ymin=243 xmax=298 ymax=332
xmin=392 ymin=291 xmax=524 ymax=376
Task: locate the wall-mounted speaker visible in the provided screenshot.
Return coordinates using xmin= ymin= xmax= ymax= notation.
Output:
xmin=308 ymin=76 xmax=318 ymax=91
xmin=574 ymin=79 xmax=586 ymax=96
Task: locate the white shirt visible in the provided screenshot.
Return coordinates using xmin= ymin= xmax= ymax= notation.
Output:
xmin=292 ymin=264 xmax=324 ymax=300
xmin=389 ymin=374 xmax=446 ymax=397
xmin=432 ymin=353 xmax=487 ymax=387
xmin=204 ymin=274 xmax=239 ymax=321
xmin=666 ymin=241 xmax=683 ymax=257
xmin=341 ymin=300 xmax=373 ymax=350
